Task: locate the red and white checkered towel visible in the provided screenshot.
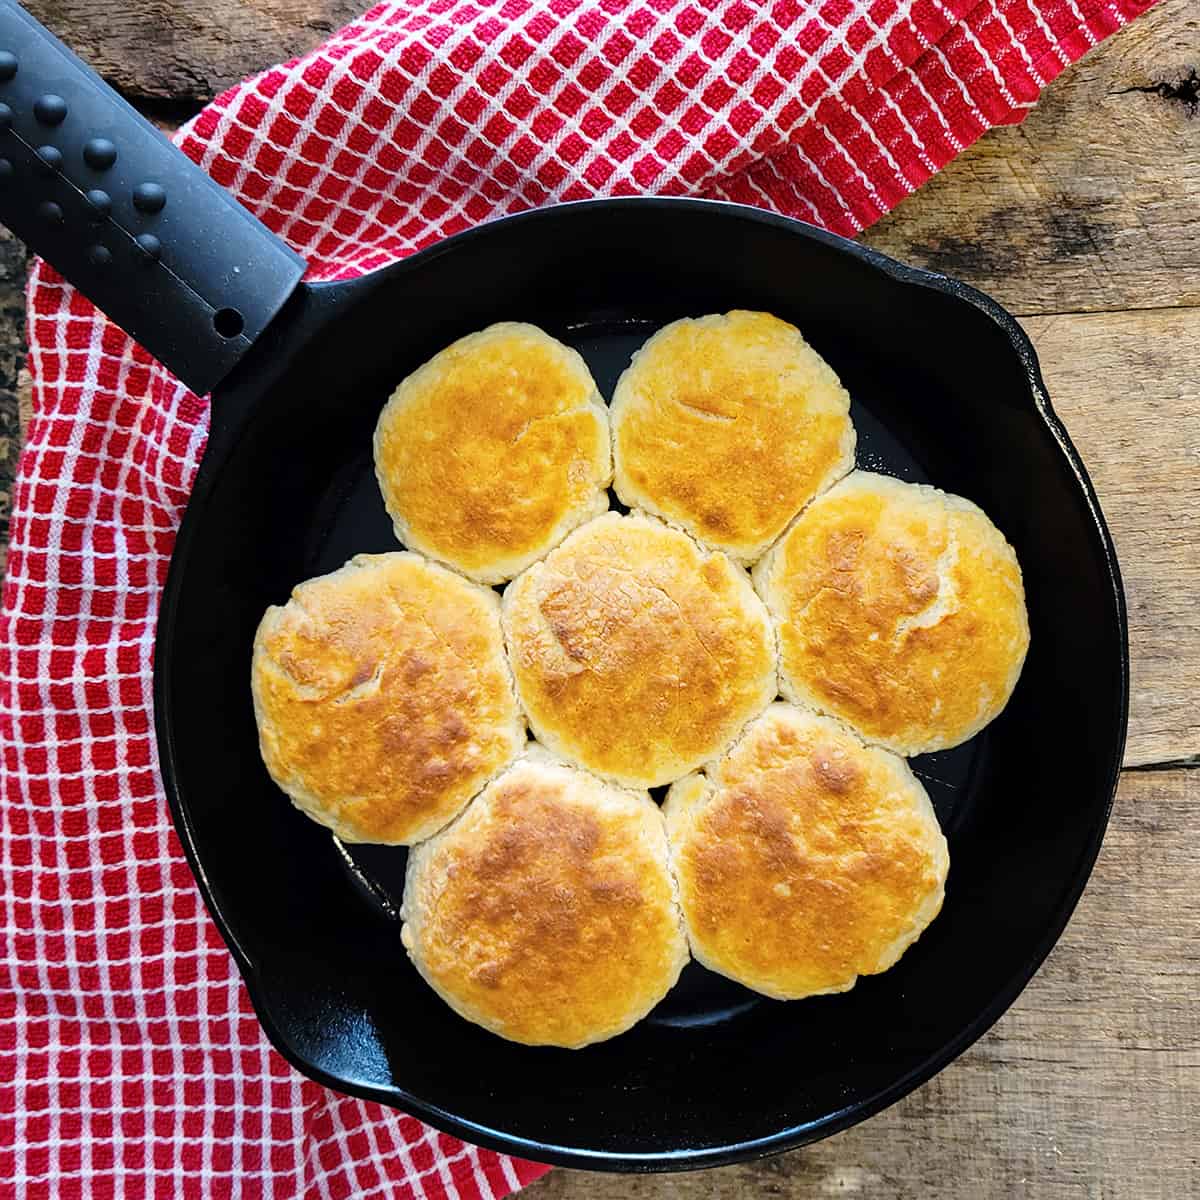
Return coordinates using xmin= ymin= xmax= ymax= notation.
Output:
xmin=0 ymin=0 xmax=1155 ymax=1195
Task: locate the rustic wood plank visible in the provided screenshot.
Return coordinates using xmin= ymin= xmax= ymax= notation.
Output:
xmin=20 ymin=0 xmax=1200 ymax=308
xmin=25 ymin=0 xmax=362 ymax=102
xmin=23 ymin=0 xmax=1200 ymax=324
xmin=864 ymin=0 xmax=1200 ymax=317
xmin=0 ymin=228 xmax=29 ymax=582
xmin=1025 ymin=307 xmax=1200 ymax=768
xmin=528 ymin=766 xmax=1200 ymax=1200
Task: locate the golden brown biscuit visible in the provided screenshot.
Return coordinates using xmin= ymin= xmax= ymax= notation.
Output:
xmin=373 ymin=322 xmax=611 ymax=584
xmin=612 ymin=311 xmax=855 ymax=563
xmin=501 ymin=513 xmax=777 ymax=788
xmin=251 ymin=552 xmax=523 ymax=845
xmin=665 ymin=704 xmax=949 ymax=1000
xmin=754 ymin=471 xmax=1029 ymax=755
xmin=401 ymin=749 xmax=689 ymax=1047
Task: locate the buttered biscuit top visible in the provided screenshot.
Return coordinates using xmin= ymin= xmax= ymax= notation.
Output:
xmin=501 ymin=512 xmax=777 ymax=789
xmin=754 ymin=471 xmax=1030 ymax=756
xmin=251 ymin=553 xmax=524 ymax=845
xmin=401 ymin=751 xmax=689 ymax=1048
xmin=612 ymin=311 xmax=855 ymax=563
xmin=373 ymin=322 xmax=611 ymax=584
xmin=665 ymin=704 xmax=949 ymax=1000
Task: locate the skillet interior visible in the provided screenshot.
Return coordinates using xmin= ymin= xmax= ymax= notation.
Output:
xmin=154 ymin=200 xmax=1127 ymax=1170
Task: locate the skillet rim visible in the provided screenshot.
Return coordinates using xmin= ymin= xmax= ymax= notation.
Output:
xmin=152 ymin=196 xmax=1130 ymax=1172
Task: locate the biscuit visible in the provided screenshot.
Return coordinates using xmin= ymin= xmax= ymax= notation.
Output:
xmin=754 ymin=471 xmax=1029 ymax=755
xmin=612 ymin=311 xmax=855 ymax=563
xmin=401 ymin=749 xmax=689 ymax=1047
xmin=665 ymin=704 xmax=949 ymax=999
xmin=374 ymin=322 xmax=611 ymax=584
xmin=501 ymin=512 xmax=777 ymax=788
xmin=251 ymin=552 xmax=524 ymax=844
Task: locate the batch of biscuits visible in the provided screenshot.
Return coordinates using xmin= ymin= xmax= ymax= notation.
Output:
xmin=251 ymin=311 xmax=1030 ymax=1049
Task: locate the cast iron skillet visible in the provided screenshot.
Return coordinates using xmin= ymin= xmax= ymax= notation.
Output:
xmin=1 ymin=2 xmax=1128 ymax=1172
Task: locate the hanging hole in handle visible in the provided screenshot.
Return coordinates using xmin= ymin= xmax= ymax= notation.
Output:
xmin=213 ymin=307 xmax=244 ymax=339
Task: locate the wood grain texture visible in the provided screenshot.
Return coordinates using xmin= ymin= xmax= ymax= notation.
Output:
xmin=528 ymin=767 xmax=1200 ymax=1200
xmin=1025 ymin=308 xmax=1200 ymax=768
xmin=864 ymin=0 xmax=1200 ymax=318
xmin=25 ymin=0 xmax=362 ymax=102
xmin=0 ymin=228 xmax=30 ymax=581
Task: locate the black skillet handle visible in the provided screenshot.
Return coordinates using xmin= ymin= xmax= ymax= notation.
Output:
xmin=0 ymin=0 xmax=307 ymax=395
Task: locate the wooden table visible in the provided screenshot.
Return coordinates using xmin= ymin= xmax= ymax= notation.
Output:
xmin=1 ymin=0 xmax=1196 ymax=1194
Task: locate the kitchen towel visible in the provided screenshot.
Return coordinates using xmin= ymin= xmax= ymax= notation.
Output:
xmin=0 ymin=0 xmax=1157 ymax=1196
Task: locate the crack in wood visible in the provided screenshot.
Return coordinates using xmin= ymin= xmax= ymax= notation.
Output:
xmin=1124 ymin=755 xmax=1200 ymax=773
xmin=124 ymin=94 xmax=207 ymax=126
xmin=1113 ymin=68 xmax=1200 ymax=115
